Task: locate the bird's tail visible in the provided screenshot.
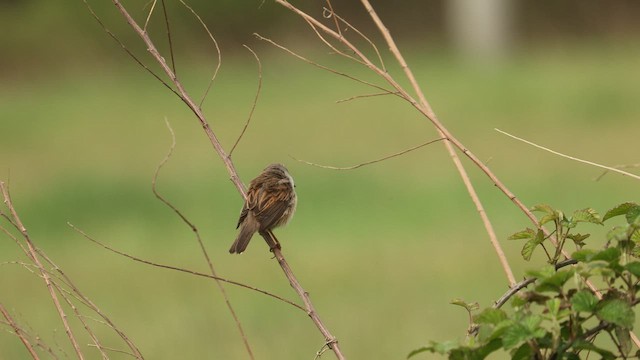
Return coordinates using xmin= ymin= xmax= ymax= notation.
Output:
xmin=229 ymin=217 xmax=259 ymax=254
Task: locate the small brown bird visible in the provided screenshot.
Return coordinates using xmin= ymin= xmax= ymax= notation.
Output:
xmin=229 ymin=163 xmax=297 ymax=254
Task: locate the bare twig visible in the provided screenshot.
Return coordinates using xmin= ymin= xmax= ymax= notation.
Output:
xmin=229 ymin=45 xmax=263 ymax=156
xmin=496 ymin=128 xmax=640 ymax=181
xmin=82 ymin=0 xmax=179 ymax=98
xmin=595 ymin=163 xmax=640 ymax=181
xmin=152 ymin=119 xmax=254 ymax=359
xmin=335 ymin=91 xmax=398 ymax=103
xmin=175 ymin=0 xmax=222 ymax=108
xmin=143 ymin=0 xmax=157 ymax=31
xmin=254 ymin=34 xmax=396 ymax=97
xmin=33 ymin=247 xmax=144 ymax=359
xmin=0 ymin=303 xmax=40 ymax=359
xmin=68 ymin=223 xmax=304 ymax=312
xmin=160 ymin=0 xmax=177 ymax=75
xmin=322 ymin=7 xmax=386 ymax=72
xmin=1 ymin=182 xmax=85 ymax=359
xmin=292 ymin=137 xmax=445 ymax=170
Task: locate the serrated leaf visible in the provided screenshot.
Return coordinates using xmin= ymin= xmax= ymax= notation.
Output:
xmin=450 ymin=298 xmax=479 ymax=312
xmin=615 ymin=326 xmax=632 ymax=356
xmin=592 ymin=247 xmax=622 ymax=263
xmin=407 ymin=341 xmax=459 ymax=358
xmin=572 ymin=249 xmax=597 ymax=262
xmin=521 ymin=230 xmax=544 ymax=261
xmin=535 ymin=269 xmax=574 ymax=293
xmin=474 ymin=308 xmax=507 ymax=325
xmin=625 ymin=262 xmax=640 ymax=277
xmin=539 ymin=213 xmax=558 ymax=226
xmin=571 ymin=290 xmax=598 ymax=313
xmin=603 ymin=202 xmax=639 ymax=222
xmin=567 ymin=233 xmax=590 ymax=246
xmin=407 ymin=347 xmax=431 ymax=358
xmin=596 ymin=298 xmax=635 ymax=329
xmin=627 ymin=205 xmax=640 ymax=225
xmin=607 ymin=225 xmax=630 ymax=242
xmin=572 ymin=208 xmax=603 ymax=225
xmin=531 ymin=204 xmax=555 ymax=214
xmin=572 ymin=340 xmax=616 ymax=359
xmin=508 ymin=228 xmax=536 ymax=240
xmin=510 ymin=343 xmax=533 ymax=360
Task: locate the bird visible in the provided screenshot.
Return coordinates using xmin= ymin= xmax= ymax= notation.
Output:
xmin=229 ymin=163 xmax=297 ymax=254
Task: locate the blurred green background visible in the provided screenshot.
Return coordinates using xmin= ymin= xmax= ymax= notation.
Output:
xmin=1 ymin=0 xmax=640 ymax=359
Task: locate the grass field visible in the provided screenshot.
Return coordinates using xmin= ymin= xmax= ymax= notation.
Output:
xmin=1 ymin=40 xmax=640 ymax=359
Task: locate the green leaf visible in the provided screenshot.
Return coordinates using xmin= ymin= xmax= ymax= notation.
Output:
xmin=596 ymin=298 xmax=635 ymax=329
xmin=603 ymin=202 xmax=639 ymax=222
xmin=607 ymin=225 xmax=630 ymax=242
xmin=510 ymin=343 xmax=533 ymax=360
xmin=407 ymin=341 xmax=459 ymax=358
xmin=591 ymin=247 xmax=622 ymax=263
xmin=474 ymin=308 xmax=507 ymax=325
xmin=572 ymin=339 xmax=616 ymax=359
xmin=615 ymin=326 xmax=632 ymax=356
xmin=521 ymin=230 xmax=544 ymax=261
xmin=571 ymin=208 xmax=603 ymax=225
xmin=535 ymin=269 xmax=574 ymax=293
xmin=450 ymin=299 xmax=479 ymax=312
xmin=571 ymin=290 xmax=598 ymax=313
xmin=508 ymin=228 xmax=536 ymax=240
xmin=572 ymin=249 xmax=597 ymax=262
xmin=627 ymin=205 xmax=640 ymax=225
xmin=625 ymin=262 xmax=640 ymax=277
xmin=531 ymin=204 xmax=555 ymax=215
xmin=567 ymin=233 xmax=590 ymax=246
xmin=502 ymin=315 xmax=544 ymax=349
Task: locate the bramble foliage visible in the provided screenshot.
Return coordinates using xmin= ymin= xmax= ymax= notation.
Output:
xmin=410 ymin=202 xmax=640 ymax=360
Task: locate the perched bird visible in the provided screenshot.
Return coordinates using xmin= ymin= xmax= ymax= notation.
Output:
xmin=229 ymin=163 xmax=297 ymax=254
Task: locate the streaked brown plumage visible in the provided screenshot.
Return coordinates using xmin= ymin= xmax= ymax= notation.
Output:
xmin=229 ymin=163 xmax=297 ymax=254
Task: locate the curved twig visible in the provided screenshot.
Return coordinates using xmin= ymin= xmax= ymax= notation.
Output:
xmin=292 ymin=137 xmax=445 ymax=170
xmin=229 ymin=45 xmax=263 ymax=156
xmin=0 ymin=303 xmax=39 ymax=359
xmin=496 ymin=128 xmax=640 ymax=181
xmin=68 ymin=223 xmax=304 ymax=312
xmin=153 ymin=119 xmax=254 ymax=358
xmin=1 ymin=182 xmax=85 ymax=359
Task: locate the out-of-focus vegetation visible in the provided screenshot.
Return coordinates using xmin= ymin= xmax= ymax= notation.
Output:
xmin=1 ymin=1 xmax=640 ymax=359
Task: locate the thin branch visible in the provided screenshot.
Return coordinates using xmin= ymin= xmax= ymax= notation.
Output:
xmin=323 ymin=0 xmax=342 ymax=38
xmin=292 ymin=137 xmax=445 ymax=170
xmin=176 ymin=0 xmax=222 ymax=108
xmin=152 ymin=119 xmax=254 ymax=359
xmin=0 ymin=303 xmax=40 ymax=360
xmin=323 ymin=7 xmax=386 ymax=72
xmin=229 ymin=45 xmax=263 ymax=156
xmin=0 ymin=182 xmax=85 ymax=359
xmin=160 ymin=0 xmax=177 ymax=75
xmin=82 ymin=0 xmax=179 ymax=98
xmin=143 ymin=0 xmax=157 ymax=31
xmin=68 ymin=223 xmax=304 ymax=312
xmin=33 ymin=246 xmax=144 ymax=359
xmin=496 ymin=128 xmax=640 ymax=181
xmin=254 ymin=33 xmax=396 ymax=97
xmin=335 ymin=91 xmax=398 ymax=104
xmin=595 ymin=163 xmax=640 ymax=181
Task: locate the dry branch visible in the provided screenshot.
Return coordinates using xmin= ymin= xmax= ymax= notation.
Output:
xmin=153 ymin=119 xmax=254 ymax=358
xmin=496 ymin=128 xmax=640 ymax=181
xmin=1 ymin=181 xmax=85 ymax=360
xmin=0 ymin=303 xmax=39 ymax=359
